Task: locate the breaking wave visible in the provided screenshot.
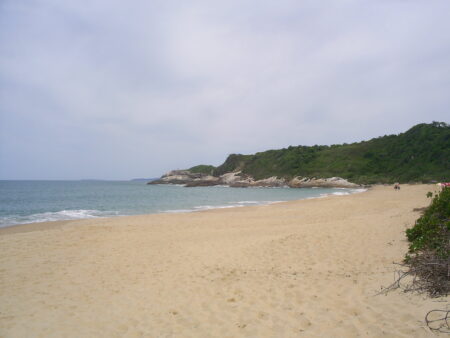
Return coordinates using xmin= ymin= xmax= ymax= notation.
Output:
xmin=0 ymin=209 xmax=120 ymax=227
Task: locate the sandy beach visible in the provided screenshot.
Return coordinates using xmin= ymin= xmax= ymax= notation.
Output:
xmin=0 ymin=184 xmax=447 ymax=337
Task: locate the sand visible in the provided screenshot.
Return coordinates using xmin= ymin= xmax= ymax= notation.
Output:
xmin=0 ymin=184 xmax=448 ymax=337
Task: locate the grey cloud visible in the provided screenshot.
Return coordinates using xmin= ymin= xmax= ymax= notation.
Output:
xmin=1 ymin=0 xmax=449 ymax=179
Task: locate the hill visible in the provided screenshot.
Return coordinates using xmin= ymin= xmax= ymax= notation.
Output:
xmin=209 ymin=122 xmax=449 ymax=184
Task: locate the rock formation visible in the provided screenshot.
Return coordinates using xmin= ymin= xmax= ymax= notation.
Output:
xmin=288 ymin=176 xmax=360 ymax=188
xmin=148 ymin=170 xmax=220 ymax=186
xmin=148 ymin=170 xmax=360 ymax=189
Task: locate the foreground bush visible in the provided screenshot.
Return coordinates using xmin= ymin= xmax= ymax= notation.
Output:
xmin=405 ymin=187 xmax=450 ymax=296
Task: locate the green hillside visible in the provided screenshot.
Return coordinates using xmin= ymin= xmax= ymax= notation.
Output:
xmin=213 ymin=122 xmax=450 ymax=184
xmin=188 ymin=165 xmax=216 ymax=175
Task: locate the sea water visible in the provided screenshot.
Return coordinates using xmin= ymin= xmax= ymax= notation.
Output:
xmin=0 ymin=180 xmax=365 ymax=227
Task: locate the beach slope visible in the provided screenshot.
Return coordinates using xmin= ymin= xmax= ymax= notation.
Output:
xmin=0 ymin=185 xmax=446 ymax=337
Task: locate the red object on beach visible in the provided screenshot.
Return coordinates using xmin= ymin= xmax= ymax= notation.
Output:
xmin=441 ymin=182 xmax=450 ymax=188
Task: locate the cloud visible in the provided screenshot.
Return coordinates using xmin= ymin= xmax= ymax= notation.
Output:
xmin=1 ymin=0 xmax=449 ymax=179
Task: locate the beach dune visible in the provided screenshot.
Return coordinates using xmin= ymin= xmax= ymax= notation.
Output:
xmin=0 ymin=185 xmax=447 ymax=337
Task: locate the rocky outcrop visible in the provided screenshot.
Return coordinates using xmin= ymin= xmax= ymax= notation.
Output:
xmin=184 ymin=178 xmax=221 ymax=187
xmin=148 ymin=170 xmax=360 ymax=188
xmin=148 ymin=170 xmax=253 ymax=187
xmin=253 ymin=176 xmax=287 ymax=187
xmin=288 ymin=177 xmax=359 ymax=188
xmin=147 ymin=170 xmax=219 ymax=185
xmin=220 ymin=172 xmax=254 ymax=187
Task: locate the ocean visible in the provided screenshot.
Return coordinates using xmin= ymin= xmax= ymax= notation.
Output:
xmin=0 ymin=180 xmax=365 ymax=227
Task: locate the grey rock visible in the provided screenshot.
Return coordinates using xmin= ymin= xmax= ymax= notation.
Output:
xmin=148 ymin=169 xmax=360 ymax=189
xmin=288 ymin=177 xmax=359 ymax=188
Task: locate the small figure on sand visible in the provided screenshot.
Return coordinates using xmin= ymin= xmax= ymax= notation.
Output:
xmin=394 ymin=183 xmax=400 ymax=190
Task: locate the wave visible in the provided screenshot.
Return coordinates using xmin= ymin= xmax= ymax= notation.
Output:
xmin=0 ymin=209 xmax=120 ymax=227
xmin=350 ymin=188 xmax=368 ymax=193
xmin=161 ymin=205 xmax=238 ymax=214
xmin=195 ymin=205 xmax=241 ymax=210
xmin=161 ymin=209 xmax=196 ymax=214
xmin=162 ymin=200 xmax=285 ymax=214
xmin=329 ymin=188 xmax=367 ymax=196
xmin=232 ymin=200 xmax=284 ymax=206
xmin=232 ymin=201 xmax=260 ymax=205
xmin=330 ymin=191 xmax=351 ymax=196
xmin=161 ymin=188 xmax=367 ymax=215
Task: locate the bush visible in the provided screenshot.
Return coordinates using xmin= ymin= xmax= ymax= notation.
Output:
xmin=404 ymin=187 xmax=450 ymax=296
xmin=406 ymin=188 xmax=450 ymax=257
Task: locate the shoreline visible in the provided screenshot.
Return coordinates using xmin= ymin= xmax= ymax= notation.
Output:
xmin=0 ymin=186 xmax=367 ymax=233
xmin=1 ymin=184 xmax=446 ymax=337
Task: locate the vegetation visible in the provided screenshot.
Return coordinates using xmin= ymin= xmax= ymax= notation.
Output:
xmin=188 ymin=165 xmax=216 ymax=175
xmin=406 ymin=187 xmax=450 ymax=257
xmin=377 ymin=187 xmax=449 ymax=333
xmin=212 ymin=154 xmax=252 ymax=176
xmin=401 ymin=187 xmax=450 ymax=298
xmin=212 ymin=122 xmax=450 ymax=183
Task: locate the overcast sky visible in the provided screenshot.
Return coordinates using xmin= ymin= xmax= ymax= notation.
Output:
xmin=1 ymin=0 xmax=449 ymax=180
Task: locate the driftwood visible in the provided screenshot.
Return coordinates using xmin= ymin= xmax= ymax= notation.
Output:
xmin=378 ymin=254 xmax=449 ymax=333
xmin=425 ymin=309 xmax=450 ymax=333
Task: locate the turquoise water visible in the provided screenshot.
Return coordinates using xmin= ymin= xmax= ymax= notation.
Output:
xmin=0 ymin=180 xmax=365 ymax=227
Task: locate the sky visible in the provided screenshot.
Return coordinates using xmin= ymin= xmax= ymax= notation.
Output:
xmin=1 ymin=0 xmax=449 ymax=180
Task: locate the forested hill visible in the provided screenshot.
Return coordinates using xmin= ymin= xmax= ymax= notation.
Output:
xmin=206 ymin=122 xmax=449 ymax=184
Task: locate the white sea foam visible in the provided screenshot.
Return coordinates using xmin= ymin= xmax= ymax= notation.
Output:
xmin=331 ymin=191 xmax=351 ymax=196
xmin=350 ymin=188 xmax=367 ymax=193
xmin=0 ymin=209 xmax=120 ymax=227
xmin=195 ymin=205 xmax=241 ymax=210
xmin=163 ymin=193 xmax=367 ymax=215
xmin=162 ymin=200 xmax=280 ymax=214
xmin=233 ymin=201 xmax=260 ymax=204
xmin=162 ymin=205 xmax=240 ymax=214
xmin=162 ymin=209 xmax=196 ymax=214
xmin=235 ymin=200 xmax=284 ymax=206
xmin=308 ymin=188 xmax=368 ymax=199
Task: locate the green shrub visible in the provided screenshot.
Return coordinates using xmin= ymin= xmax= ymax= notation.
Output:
xmin=404 ymin=187 xmax=450 ymax=296
xmin=406 ymin=187 xmax=450 ymax=258
xmin=188 ymin=165 xmax=216 ymax=175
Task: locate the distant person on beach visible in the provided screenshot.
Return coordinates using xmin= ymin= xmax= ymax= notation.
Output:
xmin=394 ymin=183 xmax=400 ymax=190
